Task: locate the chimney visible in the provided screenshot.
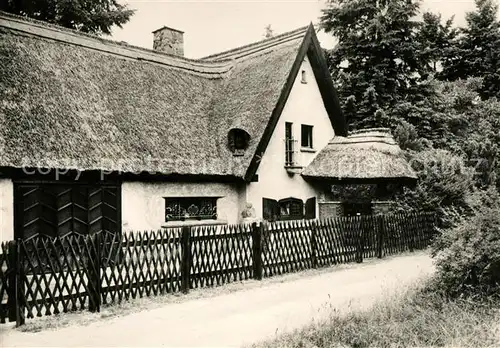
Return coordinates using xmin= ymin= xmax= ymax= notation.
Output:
xmin=152 ymin=26 xmax=184 ymax=57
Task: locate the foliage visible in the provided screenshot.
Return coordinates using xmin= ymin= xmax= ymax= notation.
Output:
xmin=320 ymin=0 xmax=434 ymax=131
xmin=0 ymin=0 xmax=135 ymax=35
xmin=426 ymin=78 xmax=499 ymax=188
xmin=432 ymin=195 xmax=500 ymax=298
xmin=320 ymin=1 xmax=500 ymax=189
xmin=390 ymin=77 xmax=499 ymax=189
xmin=417 ymin=12 xmax=458 ymax=74
xmin=392 ymin=149 xmax=476 ymax=228
xmin=439 ymin=0 xmax=500 ymax=99
xmin=393 ymin=119 xmax=430 ymax=151
xmin=254 ymin=281 xmax=500 ymax=348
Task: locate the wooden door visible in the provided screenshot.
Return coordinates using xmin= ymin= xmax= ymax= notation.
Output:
xmin=14 ymin=182 xmax=121 ymax=240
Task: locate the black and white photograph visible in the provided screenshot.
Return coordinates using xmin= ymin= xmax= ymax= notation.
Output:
xmin=0 ymin=0 xmax=499 ymax=346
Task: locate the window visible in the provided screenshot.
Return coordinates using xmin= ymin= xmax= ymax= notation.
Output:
xmin=301 ymin=70 xmax=307 ymax=84
xmin=165 ymin=197 xmax=217 ymax=222
xmin=234 ymin=133 xmax=247 ymax=150
xmin=301 ymin=125 xmax=313 ymax=148
xmin=228 ymin=128 xmax=250 ymax=156
xmin=279 ymin=198 xmax=304 ymax=220
xmin=263 ymin=197 xmax=306 ymax=221
xmin=285 ymin=122 xmax=295 ymax=166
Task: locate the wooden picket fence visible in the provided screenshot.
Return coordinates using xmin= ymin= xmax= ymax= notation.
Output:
xmin=0 ymin=211 xmax=435 ymax=326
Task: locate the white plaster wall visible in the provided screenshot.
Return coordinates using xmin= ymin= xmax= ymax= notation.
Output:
xmin=0 ymin=178 xmax=14 ymax=242
xmin=121 ymin=181 xmax=245 ymax=232
xmin=246 ymin=57 xmax=336 ymax=218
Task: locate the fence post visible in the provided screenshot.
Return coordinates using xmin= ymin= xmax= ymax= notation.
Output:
xmin=427 ymin=212 xmax=436 ymax=244
xmin=356 ymin=217 xmax=364 ymax=263
xmin=89 ymin=233 xmax=101 ymax=313
xmin=409 ymin=214 xmax=415 ymax=252
xmin=96 ymin=232 xmax=102 ymax=312
xmin=377 ymin=215 xmax=385 ymax=259
xmin=181 ymin=226 xmax=191 ymax=293
xmin=14 ymin=239 xmax=25 ymax=326
xmin=310 ymin=220 xmax=318 ymax=268
xmin=252 ymin=222 xmax=263 ymax=280
xmin=6 ymin=241 xmax=17 ymax=323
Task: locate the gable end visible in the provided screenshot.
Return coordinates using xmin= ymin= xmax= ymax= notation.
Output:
xmin=243 ymin=24 xmax=347 ymax=182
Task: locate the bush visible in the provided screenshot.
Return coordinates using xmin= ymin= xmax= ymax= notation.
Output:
xmin=392 ymin=148 xmax=476 ymax=228
xmin=432 ymin=198 xmax=500 ymax=298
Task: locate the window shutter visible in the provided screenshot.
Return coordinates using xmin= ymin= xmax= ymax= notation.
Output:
xmin=263 ymin=198 xmax=279 ymax=221
xmin=305 ymin=197 xmax=316 ymax=219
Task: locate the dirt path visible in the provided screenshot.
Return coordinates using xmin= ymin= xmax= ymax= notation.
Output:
xmin=1 ymin=252 xmax=434 ymax=347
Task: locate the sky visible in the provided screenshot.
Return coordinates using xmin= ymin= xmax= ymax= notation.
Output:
xmin=111 ymin=0 xmax=481 ymax=59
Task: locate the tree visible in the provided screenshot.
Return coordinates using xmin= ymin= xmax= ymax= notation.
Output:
xmin=263 ymin=24 xmax=274 ymax=39
xmin=392 ymin=78 xmax=499 ymax=190
xmin=0 ymin=0 xmax=135 ymax=35
xmin=417 ymin=12 xmax=458 ymax=74
xmin=428 ymin=78 xmax=499 ymax=189
xmin=320 ymin=0 xmax=434 ymax=131
xmin=439 ymin=0 xmax=500 ymax=99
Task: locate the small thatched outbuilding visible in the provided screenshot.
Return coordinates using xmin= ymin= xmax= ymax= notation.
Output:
xmin=302 ymin=128 xmax=417 ymax=217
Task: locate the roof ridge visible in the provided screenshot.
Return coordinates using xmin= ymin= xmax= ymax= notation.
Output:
xmin=350 ymin=128 xmax=392 ymax=135
xmin=0 ymin=12 xmax=237 ymax=78
xmin=202 ymin=24 xmax=311 ymax=61
xmin=0 ymin=11 xmax=229 ymax=65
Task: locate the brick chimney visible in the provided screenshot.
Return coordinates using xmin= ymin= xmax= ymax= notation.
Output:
xmin=152 ymin=26 xmax=184 ymax=57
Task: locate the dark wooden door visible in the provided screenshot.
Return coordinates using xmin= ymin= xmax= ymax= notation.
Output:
xmin=14 ymin=182 xmax=121 ymax=240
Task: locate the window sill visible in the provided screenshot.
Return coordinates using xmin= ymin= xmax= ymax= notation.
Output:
xmin=300 ymin=147 xmax=316 ymax=153
xmin=162 ymin=219 xmax=228 ymax=228
xmin=285 ymin=165 xmax=303 ymax=174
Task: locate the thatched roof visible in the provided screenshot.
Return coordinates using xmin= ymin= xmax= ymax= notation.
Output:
xmin=302 ymin=129 xmax=417 ymax=181
xmin=0 ymin=12 xmax=346 ymax=180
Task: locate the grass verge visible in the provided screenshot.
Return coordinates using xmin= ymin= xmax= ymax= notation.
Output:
xmin=252 ymin=279 xmax=500 ymax=348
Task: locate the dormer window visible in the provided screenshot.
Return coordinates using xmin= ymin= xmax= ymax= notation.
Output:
xmin=228 ymin=128 xmax=250 ymax=156
xmin=301 ymin=70 xmax=307 ymax=84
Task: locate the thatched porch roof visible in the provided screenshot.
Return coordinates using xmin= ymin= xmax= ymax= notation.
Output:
xmin=302 ymin=129 xmax=417 ymax=182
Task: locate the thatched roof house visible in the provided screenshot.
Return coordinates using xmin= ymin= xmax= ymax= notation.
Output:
xmin=0 ymin=12 xmax=416 ymax=240
xmin=302 ymin=129 xmax=417 ymax=182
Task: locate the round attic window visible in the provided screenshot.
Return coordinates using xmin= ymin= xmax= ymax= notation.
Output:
xmin=228 ymin=128 xmax=250 ymax=155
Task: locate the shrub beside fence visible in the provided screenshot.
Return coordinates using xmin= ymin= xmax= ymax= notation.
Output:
xmin=0 ymin=211 xmax=435 ymax=326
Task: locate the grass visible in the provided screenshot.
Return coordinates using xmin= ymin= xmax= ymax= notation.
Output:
xmin=10 ymin=251 xmax=414 ymax=334
xmin=252 ymin=279 xmax=500 ymax=348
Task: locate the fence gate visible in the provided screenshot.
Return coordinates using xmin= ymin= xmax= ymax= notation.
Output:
xmin=14 ymin=181 xmax=121 ymax=240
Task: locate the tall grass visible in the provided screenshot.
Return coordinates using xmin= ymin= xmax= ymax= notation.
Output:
xmin=254 ymin=279 xmax=500 ymax=348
